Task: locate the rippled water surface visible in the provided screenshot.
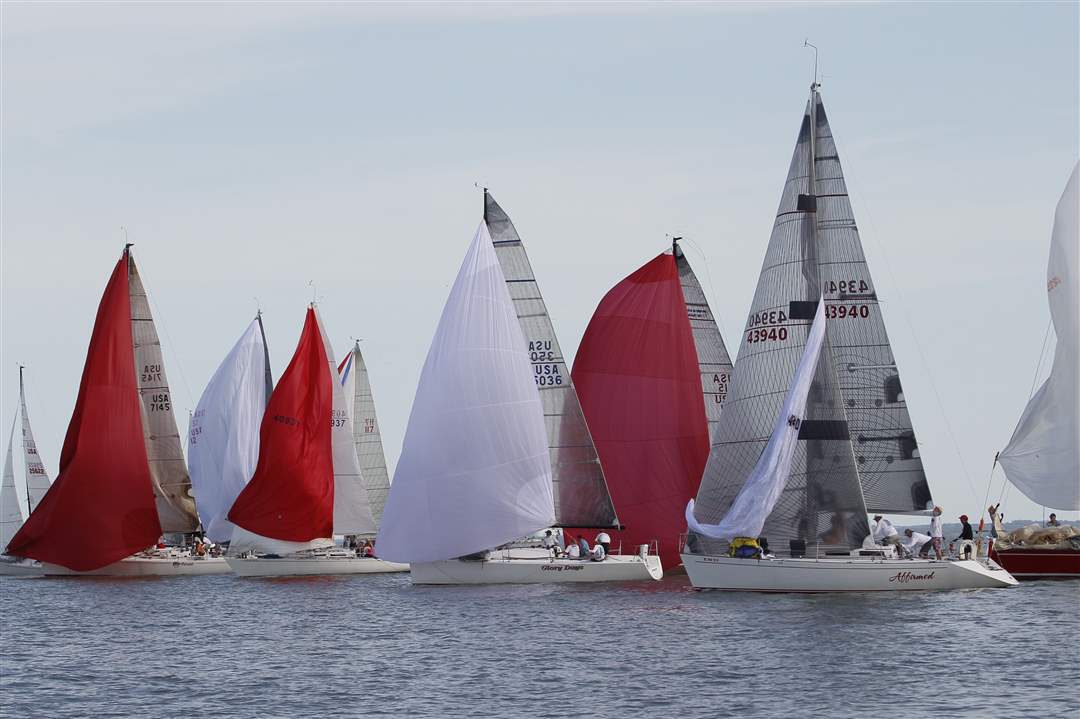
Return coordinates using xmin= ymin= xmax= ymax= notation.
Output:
xmin=1 ymin=572 xmax=1077 ymax=718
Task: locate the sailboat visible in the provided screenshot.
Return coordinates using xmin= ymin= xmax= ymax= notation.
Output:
xmin=376 ymin=219 xmax=662 ymax=584
xmin=681 ymin=84 xmax=1016 ymax=591
xmin=6 ymin=246 xmax=230 ymax=576
xmin=337 ymin=341 xmax=392 ymax=528
xmin=0 ymin=367 xmax=53 ymax=574
xmin=990 ymin=161 xmax=1079 ymax=579
xmin=187 ymin=313 xmax=273 ymax=545
xmin=570 ymin=240 xmax=734 ymax=569
xmin=224 ymin=306 xmax=407 ymax=576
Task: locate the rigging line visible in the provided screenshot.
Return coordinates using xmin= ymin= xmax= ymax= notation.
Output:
xmin=838 ymin=149 xmax=982 ymax=506
xmin=676 ymin=235 xmax=731 ymax=339
xmin=1026 ymin=319 xmax=1054 ymax=400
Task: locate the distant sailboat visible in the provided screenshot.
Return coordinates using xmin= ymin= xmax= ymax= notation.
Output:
xmin=991 ymin=161 xmax=1080 ymax=579
xmin=377 ymin=220 xmax=661 ymax=584
xmin=682 ymin=85 xmax=1016 ymax=591
xmin=225 ymin=306 xmax=406 ymax=576
xmin=187 ymin=313 xmax=273 ymax=544
xmin=6 ymin=246 xmax=228 ymax=576
xmin=338 ymin=341 xmax=391 ymax=527
xmin=1 ymin=367 xmax=51 ymax=556
xmin=571 ymin=242 xmax=733 ymax=569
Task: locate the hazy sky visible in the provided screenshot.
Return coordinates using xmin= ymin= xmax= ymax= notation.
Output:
xmin=2 ymin=1 xmax=1077 ymax=524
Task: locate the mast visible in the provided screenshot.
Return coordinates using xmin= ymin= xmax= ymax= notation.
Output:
xmin=256 ymin=310 xmax=274 ymax=403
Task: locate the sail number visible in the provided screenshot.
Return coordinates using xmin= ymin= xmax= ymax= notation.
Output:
xmin=141 ymin=363 xmax=163 ymax=383
xmin=824 ymin=279 xmax=871 ymax=295
xmin=148 ymin=393 xmax=171 ymax=411
xmin=273 ymin=415 xmax=299 ymax=427
xmin=363 ymin=418 xmax=376 ymax=434
xmin=824 ymin=304 xmax=870 ymax=320
xmin=530 ymin=339 xmax=564 ymax=386
xmin=711 ymin=372 xmax=729 ymax=404
xmin=331 ymin=409 xmax=348 ymax=428
xmin=745 ymin=327 xmax=788 ymax=344
xmin=746 ymin=309 xmax=788 ymax=329
xmin=535 ymin=364 xmax=564 ymax=386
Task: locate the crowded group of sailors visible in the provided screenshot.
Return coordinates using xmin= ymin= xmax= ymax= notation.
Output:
xmin=541 ymin=530 xmax=610 ymax=561
xmin=870 ymin=505 xmax=978 ymax=560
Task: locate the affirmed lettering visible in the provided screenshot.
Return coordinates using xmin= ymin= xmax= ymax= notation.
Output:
xmin=889 ymin=570 xmax=936 ymax=583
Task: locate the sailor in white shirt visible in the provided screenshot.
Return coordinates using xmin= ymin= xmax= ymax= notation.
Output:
xmin=872 ymin=515 xmax=901 ymax=547
xmin=929 ymin=506 xmax=944 ymax=559
xmin=901 ymin=528 xmax=932 ymax=558
xmin=565 ymin=542 xmax=581 ymax=559
xmin=595 ymin=531 xmax=611 ymax=554
xmin=590 ymin=543 xmax=606 ymax=562
xmin=541 ymin=530 xmax=558 ymax=555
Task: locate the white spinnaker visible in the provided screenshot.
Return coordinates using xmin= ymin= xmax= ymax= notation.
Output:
xmin=313 ymin=307 xmax=377 ymax=536
xmin=999 ymin=162 xmax=1080 ymax=510
xmin=1 ymin=416 xmax=23 ymax=551
xmin=377 ymin=222 xmax=555 ymax=564
xmin=188 ymin=318 xmax=269 ymax=543
xmin=687 ymin=300 xmax=827 ymax=540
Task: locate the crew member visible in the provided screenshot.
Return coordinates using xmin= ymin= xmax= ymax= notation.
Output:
xmin=595 ymin=531 xmax=611 ymax=555
xmin=929 ymin=506 xmax=944 ymax=559
xmin=872 ymin=515 xmax=901 ymax=548
xmin=901 ymin=528 xmax=932 ymax=558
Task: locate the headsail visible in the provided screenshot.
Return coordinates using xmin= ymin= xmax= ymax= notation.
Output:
xmin=228 ymin=307 xmax=336 ymax=555
xmin=376 ymin=222 xmax=554 ymax=564
xmin=691 ymin=89 xmax=872 ymax=555
xmin=338 ymin=342 xmax=392 ymax=526
xmin=998 ymin=162 xmax=1080 ymax=510
xmin=484 ymin=190 xmax=619 ymax=528
xmin=188 ymin=315 xmax=272 ymax=543
xmin=1 ymin=417 xmax=22 ymax=551
xmin=572 ymin=251 xmax=710 ymax=567
xmin=7 ymin=251 xmax=162 ymax=570
xmin=127 ymin=251 xmax=199 ymax=532
xmin=18 ymin=367 xmax=51 ymax=512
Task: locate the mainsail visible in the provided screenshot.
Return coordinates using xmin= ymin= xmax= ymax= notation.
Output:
xmin=128 ymin=252 xmax=199 ymax=532
xmin=228 ymin=307 xmax=337 ymax=555
xmin=376 ymin=222 xmax=555 ymax=564
xmin=1 ymin=367 xmax=53 ymax=551
xmin=188 ymin=315 xmax=272 ymax=543
xmin=7 ymin=251 xmax=162 ymax=570
xmin=1 ymin=417 xmax=22 ymax=551
xmin=691 ymin=87 xmax=881 ymax=555
xmin=998 ymin=162 xmax=1079 ymax=510
xmin=572 ymin=251 xmax=710 ymax=566
xmin=484 ymin=190 xmax=619 ymax=528
xmin=338 ymin=342 xmax=392 ymax=526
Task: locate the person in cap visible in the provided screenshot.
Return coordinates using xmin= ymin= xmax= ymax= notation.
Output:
xmin=954 ymin=515 xmax=974 ymax=542
xmin=1048 ymin=513 xmax=1060 ymax=527
xmin=901 ymin=528 xmax=932 ymax=558
xmin=595 ymin=531 xmax=611 ymax=555
xmin=541 ymin=529 xmax=558 ymax=554
xmin=871 ymin=514 xmax=901 ymax=548
xmin=928 ymin=506 xmax=944 ymax=559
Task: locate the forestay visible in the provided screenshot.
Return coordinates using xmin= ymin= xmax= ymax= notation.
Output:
xmin=687 ymin=300 xmax=827 ymax=540
xmin=999 ymin=162 xmax=1079 ymax=510
xmin=339 ymin=342 xmax=392 ymax=526
xmin=188 ymin=316 xmax=272 ymax=543
xmin=484 ymin=191 xmax=618 ymax=528
xmin=376 ymin=222 xmax=554 ymax=564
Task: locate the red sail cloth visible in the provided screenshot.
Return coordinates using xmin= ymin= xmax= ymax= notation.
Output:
xmin=7 ymin=252 xmax=162 ymax=570
xmin=228 ymin=307 xmax=334 ymax=541
xmin=569 ymin=253 xmax=709 ymax=568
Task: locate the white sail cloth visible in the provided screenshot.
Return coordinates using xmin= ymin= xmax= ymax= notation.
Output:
xmin=1 ymin=416 xmax=23 ymax=551
xmin=376 ymin=222 xmax=555 ymax=564
xmin=188 ymin=318 xmax=270 ymax=543
xmin=999 ymin=162 xmax=1080 ymax=510
xmin=687 ymin=300 xmax=828 ymax=540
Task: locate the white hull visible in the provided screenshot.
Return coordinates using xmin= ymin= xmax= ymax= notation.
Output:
xmin=681 ymin=553 xmax=1018 ymax=592
xmin=410 ymin=550 xmax=663 ymax=585
xmin=0 ymin=557 xmax=44 ymax=577
xmin=226 ymin=556 xmax=408 ymax=577
xmin=38 ymin=556 xmax=232 ymax=577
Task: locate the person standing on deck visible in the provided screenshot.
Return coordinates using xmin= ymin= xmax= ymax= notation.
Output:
xmin=929 ymin=507 xmax=945 ymax=559
xmin=872 ymin=515 xmax=901 ymax=549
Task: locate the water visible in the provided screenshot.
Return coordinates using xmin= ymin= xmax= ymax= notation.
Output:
xmin=1 ymin=573 xmax=1077 ymax=718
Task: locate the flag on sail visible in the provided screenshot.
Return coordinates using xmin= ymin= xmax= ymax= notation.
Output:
xmin=228 ymin=307 xmax=336 ymax=554
xmin=999 ymin=161 xmax=1079 ymax=510
xmin=188 ymin=315 xmax=272 ymax=543
xmin=338 ymin=342 xmax=392 ymax=526
xmin=571 ymin=250 xmax=710 ymax=568
xmin=376 ymin=222 xmax=554 ymax=564
xmin=687 ymin=300 xmax=827 ymax=540
xmin=7 ymin=252 xmax=162 ymax=571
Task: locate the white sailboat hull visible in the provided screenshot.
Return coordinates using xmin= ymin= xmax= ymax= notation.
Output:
xmin=226 ymin=556 xmax=408 ymax=577
xmin=681 ymin=553 xmax=1018 ymax=592
xmin=0 ymin=557 xmax=44 ymax=576
xmin=36 ymin=556 xmax=232 ymax=577
xmin=410 ymin=550 xmax=663 ymax=585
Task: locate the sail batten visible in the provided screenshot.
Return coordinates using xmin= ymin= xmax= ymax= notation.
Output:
xmin=484 ymin=190 xmax=619 ymax=528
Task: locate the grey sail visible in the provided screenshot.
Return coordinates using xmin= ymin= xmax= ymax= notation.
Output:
xmin=691 ymin=90 xmax=873 ymax=555
xmin=127 ymin=250 xmax=199 ymax=533
xmin=674 ymin=244 xmax=735 ymax=441
xmin=484 ymin=190 xmax=619 ymax=528
xmin=346 ymin=342 xmax=391 ymax=527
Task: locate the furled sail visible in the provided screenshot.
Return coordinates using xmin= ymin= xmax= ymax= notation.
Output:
xmin=687 ymin=300 xmax=827 ymax=540
xmin=999 ymin=162 xmax=1079 ymax=510
xmin=675 ymin=243 xmax=735 ymax=440
xmin=228 ymin=307 xmax=336 ymax=555
xmin=572 ymin=251 xmax=710 ymax=567
xmin=1 ymin=418 xmax=22 ymax=551
xmin=691 ymin=89 xmax=872 ymax=555
xmin=376 ymin=222 xmax=555 ymax=564
xmin=313 ymin=308 xmax=377 ymax=537
xmin=338 ymin=342 xmax=392 ymax=526
xmin=128 ymin=252 xmax=199 ymax=532
xmin=484 ymin=190 xmax=619 ymax=528
xmin=7 ymin=252 xmax=162 ymax=570
xmin=188 ymin=315 xmax=272 ymax=543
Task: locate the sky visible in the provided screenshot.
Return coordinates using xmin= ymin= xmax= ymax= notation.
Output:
xmin=2 ymin=1 xmax=1077 ymax=525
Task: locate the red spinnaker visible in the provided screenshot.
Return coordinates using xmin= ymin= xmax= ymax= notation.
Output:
xmin=7 ymin=252 xmax=161 ymax=571
xmin=570 ymin=253 xmax=709 ymax=568
xmin=228 ymin=307 xmax=334 ymax=541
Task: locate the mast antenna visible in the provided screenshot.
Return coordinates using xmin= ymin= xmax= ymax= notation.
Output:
xmin=308 ymin=280 xmax=318 ymax=304
xmin=121 ymin=226 xmax=133 ymax=252
xmin=803 ymin=39 xmax=820 ymax=90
